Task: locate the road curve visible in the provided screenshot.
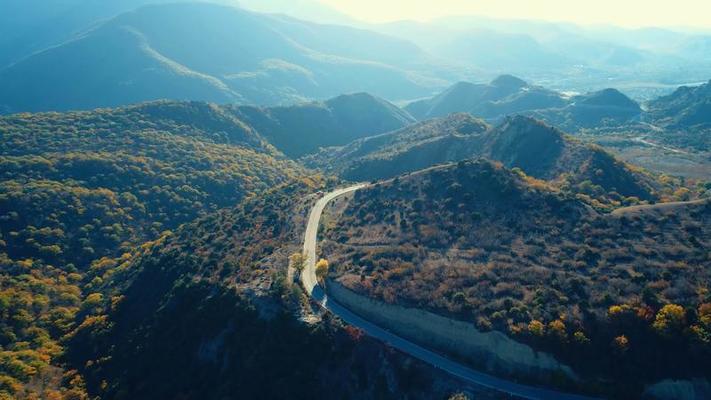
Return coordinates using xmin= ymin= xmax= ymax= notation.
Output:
xmin=301 ymin=186 xmax=600 ymax=400
xmin=612 ymin=198 xmax=709 ymax=216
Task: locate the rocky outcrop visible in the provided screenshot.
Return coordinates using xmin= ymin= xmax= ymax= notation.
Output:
xmin=327 ymin=281 xmax=576 ymax=383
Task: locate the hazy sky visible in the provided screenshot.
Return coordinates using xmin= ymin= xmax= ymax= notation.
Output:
xmin=318 ymin=0 xmax=711 ymax=28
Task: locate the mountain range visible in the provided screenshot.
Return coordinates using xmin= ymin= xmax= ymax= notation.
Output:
xmin=3 ymin=1 xmax=711 ymax=115
xmin=405 ymin=75 xmax=569 ymax=121
xmin=647 ymin=80 xmax=711 ymax=129
xmin=405 ymin=76 xmax=646 ymax=130
xmin=0 ymin=2 xmax=442 ymax=114
xmin=307 ymin=114 xmax=661 ymax=206
xmin=2 ymin=92 xmax=708 ymax=400
xmin=2 ymin=2 xmax=711 ymax=399
xmin=374 ymin=15 xmax=711 ymax=96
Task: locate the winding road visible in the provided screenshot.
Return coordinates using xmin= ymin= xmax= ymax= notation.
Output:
xmin=301 ymin=185 xmax=599 ymax=400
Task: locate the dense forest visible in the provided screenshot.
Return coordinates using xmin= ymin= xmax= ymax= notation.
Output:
xmin=322 ymin=159 xmax=711 ymax=398
xmin=0 ymin=102 xmax=307 ymax=399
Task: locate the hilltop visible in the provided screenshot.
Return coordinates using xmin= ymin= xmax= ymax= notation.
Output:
xmin=305 ymin=112 xmax=489 ymax=179
xmin=309 ymin=114 xmax=665 ymax=207
xmin=648 ymin=80 xmax=711 ymax=129
xmin=532 ymin=88 xmax=642 ymax=130
xmin=321 ymin=159 xmax=711 ymax=398
xmin=227 ymin=92 xmax=416 ymax=157
xmin=405 ymin=75 xmax=567 ymax=121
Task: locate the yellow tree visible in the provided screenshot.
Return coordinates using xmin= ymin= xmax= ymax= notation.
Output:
xmin=548 ymin=319 xmax=567 ymax=342
xmin=528 ymin=320 xmax=545 ymax=337
xmin=652 ymin=304 xmax=686 ymax=336
xmin=315 ymin=259 xmax=329 ymax=283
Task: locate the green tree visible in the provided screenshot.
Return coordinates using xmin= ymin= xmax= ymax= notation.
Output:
xmin=289 ymin=252 xmax=306 ymax=273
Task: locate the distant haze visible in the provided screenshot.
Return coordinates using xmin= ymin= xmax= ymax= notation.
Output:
xmin=319 ymin=0 xmax=711 ymax=28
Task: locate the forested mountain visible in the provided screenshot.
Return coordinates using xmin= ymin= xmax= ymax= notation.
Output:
xmin=58 ymin=179 xmax=481 ymax=400
xmin=405 ymin=75 xmax=567 ymax=121
xmin=227 ymin=93 xmax=416 ymax=157
xmin=0 ymin=0 xmax=182 ymax=68
xmin=1 ymin=2 xmax=710 ymax=398
xmin=322 ymin=159 xmax=711 ymax=398
xmin=531 ymin=88 xmax=642 ymax=130
xmin=0 ymin=2 xmax=439 ymax=114
xmin=647 ymin=80 xmax=711 ymax=128
xmin=309 ymin=114 xmax=666 ymax=208
xmin=0 ymin=95 xmax=704 ymax=400
xmin=405 ymin=76 xmax=643 ymax=131
xmin=0 ymin=101 xmax=307 ymax=398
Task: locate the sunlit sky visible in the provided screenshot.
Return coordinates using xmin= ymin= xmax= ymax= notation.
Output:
xmin=318 ymin=0 xmax=711 ymax=28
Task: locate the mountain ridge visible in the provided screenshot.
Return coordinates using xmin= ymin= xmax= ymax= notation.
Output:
xmin=309 ymin=113 xmax=662 ymax=206
xmin=0 ymin=2 xmax=439 ymax=114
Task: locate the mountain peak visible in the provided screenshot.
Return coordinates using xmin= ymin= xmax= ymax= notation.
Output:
xmin=325 ymin=92 xmax=381 ymax=106
xmin=491 ymin=74 xmax=528 ymax=89
xmin=578 ymin=88 xmax=640 ymax=110
xmin=502 ymin=114 xmax=556 ymax=131
xmin=324 ymin=92 xmax=415 ymax=124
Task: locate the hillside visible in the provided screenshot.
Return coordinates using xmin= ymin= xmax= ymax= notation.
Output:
xmin=321 ymin=159 xmax=711 ymax=398
xmin=306 ymin=113 xmax=489 ymax=179
xmin=430 ymin=29 xmax=574 ymax=72
xmin=227 ymin=93 xmax=416 ymax=157
xmin=648 ymin=80 xmax=711 ymax=128
xmin=60 ymin=180 xmax=492 ymax=400
xmin=405 ymin=78 xmax=645 ymax=131
xmin=531 ymin=88 xmax=642 ymax=130
xmin=0 ymin=102 xmax=307 ymax=398
xmin=0 ymin=0 xmax=181 ymax=68
xmin=309 ymin=115 xmax=665 ymax=207
xmin=0 ymin=2 xmax=437 ymax=114
xmin=405 ymin=75 xmax=567 ymax=121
